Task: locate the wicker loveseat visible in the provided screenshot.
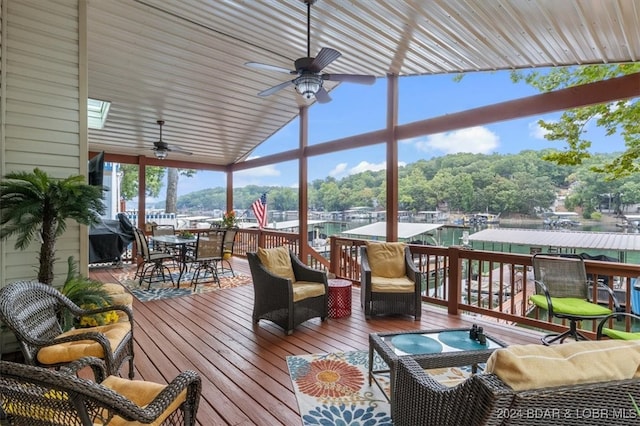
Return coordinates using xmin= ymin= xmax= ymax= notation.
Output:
xmin=392 ymin=340 xmax=640 ymax=426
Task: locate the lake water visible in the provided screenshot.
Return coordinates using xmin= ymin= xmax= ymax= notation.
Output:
xmin=317 ymin=218 xmax=640 ymax=263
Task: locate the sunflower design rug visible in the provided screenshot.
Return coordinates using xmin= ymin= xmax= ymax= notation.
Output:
xmin=287 ymin=351 xmax=392 ymax=425
xmin=287 ymin=350 xmax=474 ymax=425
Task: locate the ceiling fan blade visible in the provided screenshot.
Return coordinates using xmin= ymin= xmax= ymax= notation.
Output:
xmin=245 ymin=61 xmax=294 ymax=74
xmin=314 ymin=87 xmax=331 ymax=104
xmin=258 ymin=80 xmax=294 ymax=97
xmin=309 ymin=47 xmax=341 ymax=72
xmin=323 ymin=74 xmax=376 ymax=85
xmin=168 ymin=145 xmax=193 ymax=155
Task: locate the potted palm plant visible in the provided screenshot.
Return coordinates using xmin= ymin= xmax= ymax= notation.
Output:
xmin=0 ymin=168 xmax=105 ymax=285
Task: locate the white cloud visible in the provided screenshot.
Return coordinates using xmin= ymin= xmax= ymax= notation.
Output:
xmin=529 ymin=120 xmax=551 ymax=139
xmin=329 ymin=163 xmax=348 ymax=177
xmin=414 ymin=126 xmax=499 ymax=154
xmin=350 ymin=161 xmax=387 ymax=174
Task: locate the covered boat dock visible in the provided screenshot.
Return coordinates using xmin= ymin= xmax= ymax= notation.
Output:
xmin=468 ymin=228 xmax=640 ymax=263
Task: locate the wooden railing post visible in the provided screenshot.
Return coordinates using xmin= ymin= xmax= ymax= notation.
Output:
xmin=447 ymin=246 xmax=462 ymax=315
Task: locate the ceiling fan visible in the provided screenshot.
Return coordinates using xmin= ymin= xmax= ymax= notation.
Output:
xmin=245 ymin=0 xmax=375 ymax=103
xmin=151 ymin=120 xmax=192 ymax=160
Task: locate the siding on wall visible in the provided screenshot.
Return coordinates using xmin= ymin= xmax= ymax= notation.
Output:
xmin=1 ymin=0 xmax=81 ymax=284
xmin=0 ymin=0 xmax=82 ymax=355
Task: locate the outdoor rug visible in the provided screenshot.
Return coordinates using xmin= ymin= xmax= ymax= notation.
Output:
xmin=116 ymin=269 xmax=252 ymax=302
xmin=287 ymin=350 xmax=474 ymax=426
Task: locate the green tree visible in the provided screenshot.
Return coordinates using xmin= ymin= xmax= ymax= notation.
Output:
xmin=165 ymin=167 xmax=196 ymax=213
xmin=0 ymin=168 xmax=105 ymax=284
xmin=511 ymin=64 xmax=640 ymax=179
xmin=119 ymin=164 xmax=166 ymax=201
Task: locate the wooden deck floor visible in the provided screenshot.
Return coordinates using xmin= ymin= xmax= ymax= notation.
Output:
xmin=90 ymin=258 xmax=543 ymax=426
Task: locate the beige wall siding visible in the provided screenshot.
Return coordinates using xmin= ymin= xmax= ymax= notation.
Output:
xmin=1 ymin=0 xmax=82 ymax=287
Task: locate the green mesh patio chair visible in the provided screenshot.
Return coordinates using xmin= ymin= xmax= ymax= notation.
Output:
xmin=597 ymin=312 xmax=640 ymax=340
xmin=531 ymin=253 xmax=621 ymax=345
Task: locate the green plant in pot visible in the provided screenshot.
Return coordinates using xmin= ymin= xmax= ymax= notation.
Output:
xmin=0 ymin=168 xmax=105 ymax=285
xmin=60 ymin=256 xmax=114 ymax=331
xmin=222 ymin=210 xmax=238 ymax=228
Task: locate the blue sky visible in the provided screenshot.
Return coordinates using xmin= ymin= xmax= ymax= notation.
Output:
xmin=174 ymin=69 xmax=626 ymax=196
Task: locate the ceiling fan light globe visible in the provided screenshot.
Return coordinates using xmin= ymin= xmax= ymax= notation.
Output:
xmin=294 ymin=74 xmax=322 ymax=99
xmin=155 ymin=149 xmax=168 ymax=160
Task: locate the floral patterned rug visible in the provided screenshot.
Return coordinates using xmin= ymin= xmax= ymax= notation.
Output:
xmin=287 ymin=350 xmax=474 ymax=425
xmin=287 ymin=351 xmax=393 ymax=425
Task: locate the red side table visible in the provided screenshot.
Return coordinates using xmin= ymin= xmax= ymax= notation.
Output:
xmin=328 ymin=279 xmax=352 ymax=318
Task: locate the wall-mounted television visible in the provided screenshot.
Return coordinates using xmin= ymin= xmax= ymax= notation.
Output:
xmin=88 ymin=151 xmax=105 ymax=187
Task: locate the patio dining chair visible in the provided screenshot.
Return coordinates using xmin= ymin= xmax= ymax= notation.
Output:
xmin=187 ymin=229 xmax=226 ymax=288
xmin=219 ymin=227 xmax=238 ymax=277
xmin=133 ymin=227 xmax=176 ymax=289
xmin=152 ymin=224 xmax=177 ymax=253
xmin=530 ymin=253 xmax=621 ymax=345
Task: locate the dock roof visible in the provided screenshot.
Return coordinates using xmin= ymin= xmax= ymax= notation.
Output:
xmin=468 ymin=228 xmax=640 ymax=251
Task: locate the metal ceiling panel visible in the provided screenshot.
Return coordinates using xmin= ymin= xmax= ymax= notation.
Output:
xmin=86 ymin=0 xmax=640 ymax=166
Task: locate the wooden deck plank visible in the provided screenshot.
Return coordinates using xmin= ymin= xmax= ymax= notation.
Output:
xmin=90 ymin=258 xmax=543 ymax=425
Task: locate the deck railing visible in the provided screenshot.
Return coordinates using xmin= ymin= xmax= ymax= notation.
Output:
xmin=227 ymin=228 xmax=640 ymax=336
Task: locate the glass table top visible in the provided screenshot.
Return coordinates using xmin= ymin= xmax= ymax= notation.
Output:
xmin=382 ymin=330 xmax=503 ymax=356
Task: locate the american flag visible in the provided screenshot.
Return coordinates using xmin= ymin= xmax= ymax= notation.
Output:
xmin=252 ymin=193 xmax=268 ymax=228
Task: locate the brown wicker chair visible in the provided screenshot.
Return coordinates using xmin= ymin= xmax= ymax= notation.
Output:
xmin=392 ymin=355 xmax=640 ymax=426
xmin=247 ymin=248 xmax=328 ymax=335
xmin=0 ymin=281 xmax=135 ymax=379
xmin=360 ymin=243 xmax=422 ymax=320
xmin=0 ymin=356 xmax=201 ymax=425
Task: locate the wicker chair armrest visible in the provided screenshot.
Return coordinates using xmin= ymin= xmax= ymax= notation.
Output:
xmin=49 ymin=330 xmax=113 ymax=351
xmin=393 ymin=357 xmax=514 ymax=426
xmin=136 ymin=370 xmax=202 ymax=421
xmin=290 ymin=253 xmax=328 ymax=284
xmin=59 ymin=356 xmax=107 ymax=382
xmin=404 ymin=247 xmax=419 ymax=282
xmin=247 ymin=253 xmax=293 ymax=301
xmin=360 ymin=246 xmax=372 ymax=282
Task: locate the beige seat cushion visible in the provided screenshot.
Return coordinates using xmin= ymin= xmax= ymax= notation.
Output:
xmin=366 ymin=242 xmax=406 ymax=278
xmin=486 ymin=340 xmax=640 ymax=391
xmin=371 ymin=276 xmax=415 ymax=293
xmin=292 ymin=281 xmax=326 ymax=302
xmin=100 ymin=376 xmax=187 ymax=426
xmin=257 ymin=246 xmax=296 ymax=282
xmin=37 ymin=322 xmax=131 ymax=365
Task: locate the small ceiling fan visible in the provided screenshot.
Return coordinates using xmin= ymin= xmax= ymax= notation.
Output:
xmin=245 ymin=0 xmax=375 ymax=103
xmin=151 ymin=120 xmax=192 ymax=159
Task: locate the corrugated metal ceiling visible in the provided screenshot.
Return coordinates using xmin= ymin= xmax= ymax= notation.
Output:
xmin=86 ymin=0 xmax=640 ymax=166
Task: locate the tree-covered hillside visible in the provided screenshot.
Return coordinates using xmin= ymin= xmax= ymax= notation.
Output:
xmin=177 ymin=149 xmax=639 ymax=217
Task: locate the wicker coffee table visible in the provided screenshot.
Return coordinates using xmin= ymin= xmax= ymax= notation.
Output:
xmin=369 ymin=327 xmax=508 ymax=400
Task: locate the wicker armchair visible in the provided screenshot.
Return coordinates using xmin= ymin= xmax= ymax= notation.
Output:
xmin=0 ymin=356 xmax=201 ymax=425
xmin=360 ymin=242 xmax=422 ymax=320
xmin=393 ymin=355 xmax=640 ymax=426
xmin=247 ymin=247 xmax=328 ymax=335
xmin=0 ymin=281 xmax=135 ymax=379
